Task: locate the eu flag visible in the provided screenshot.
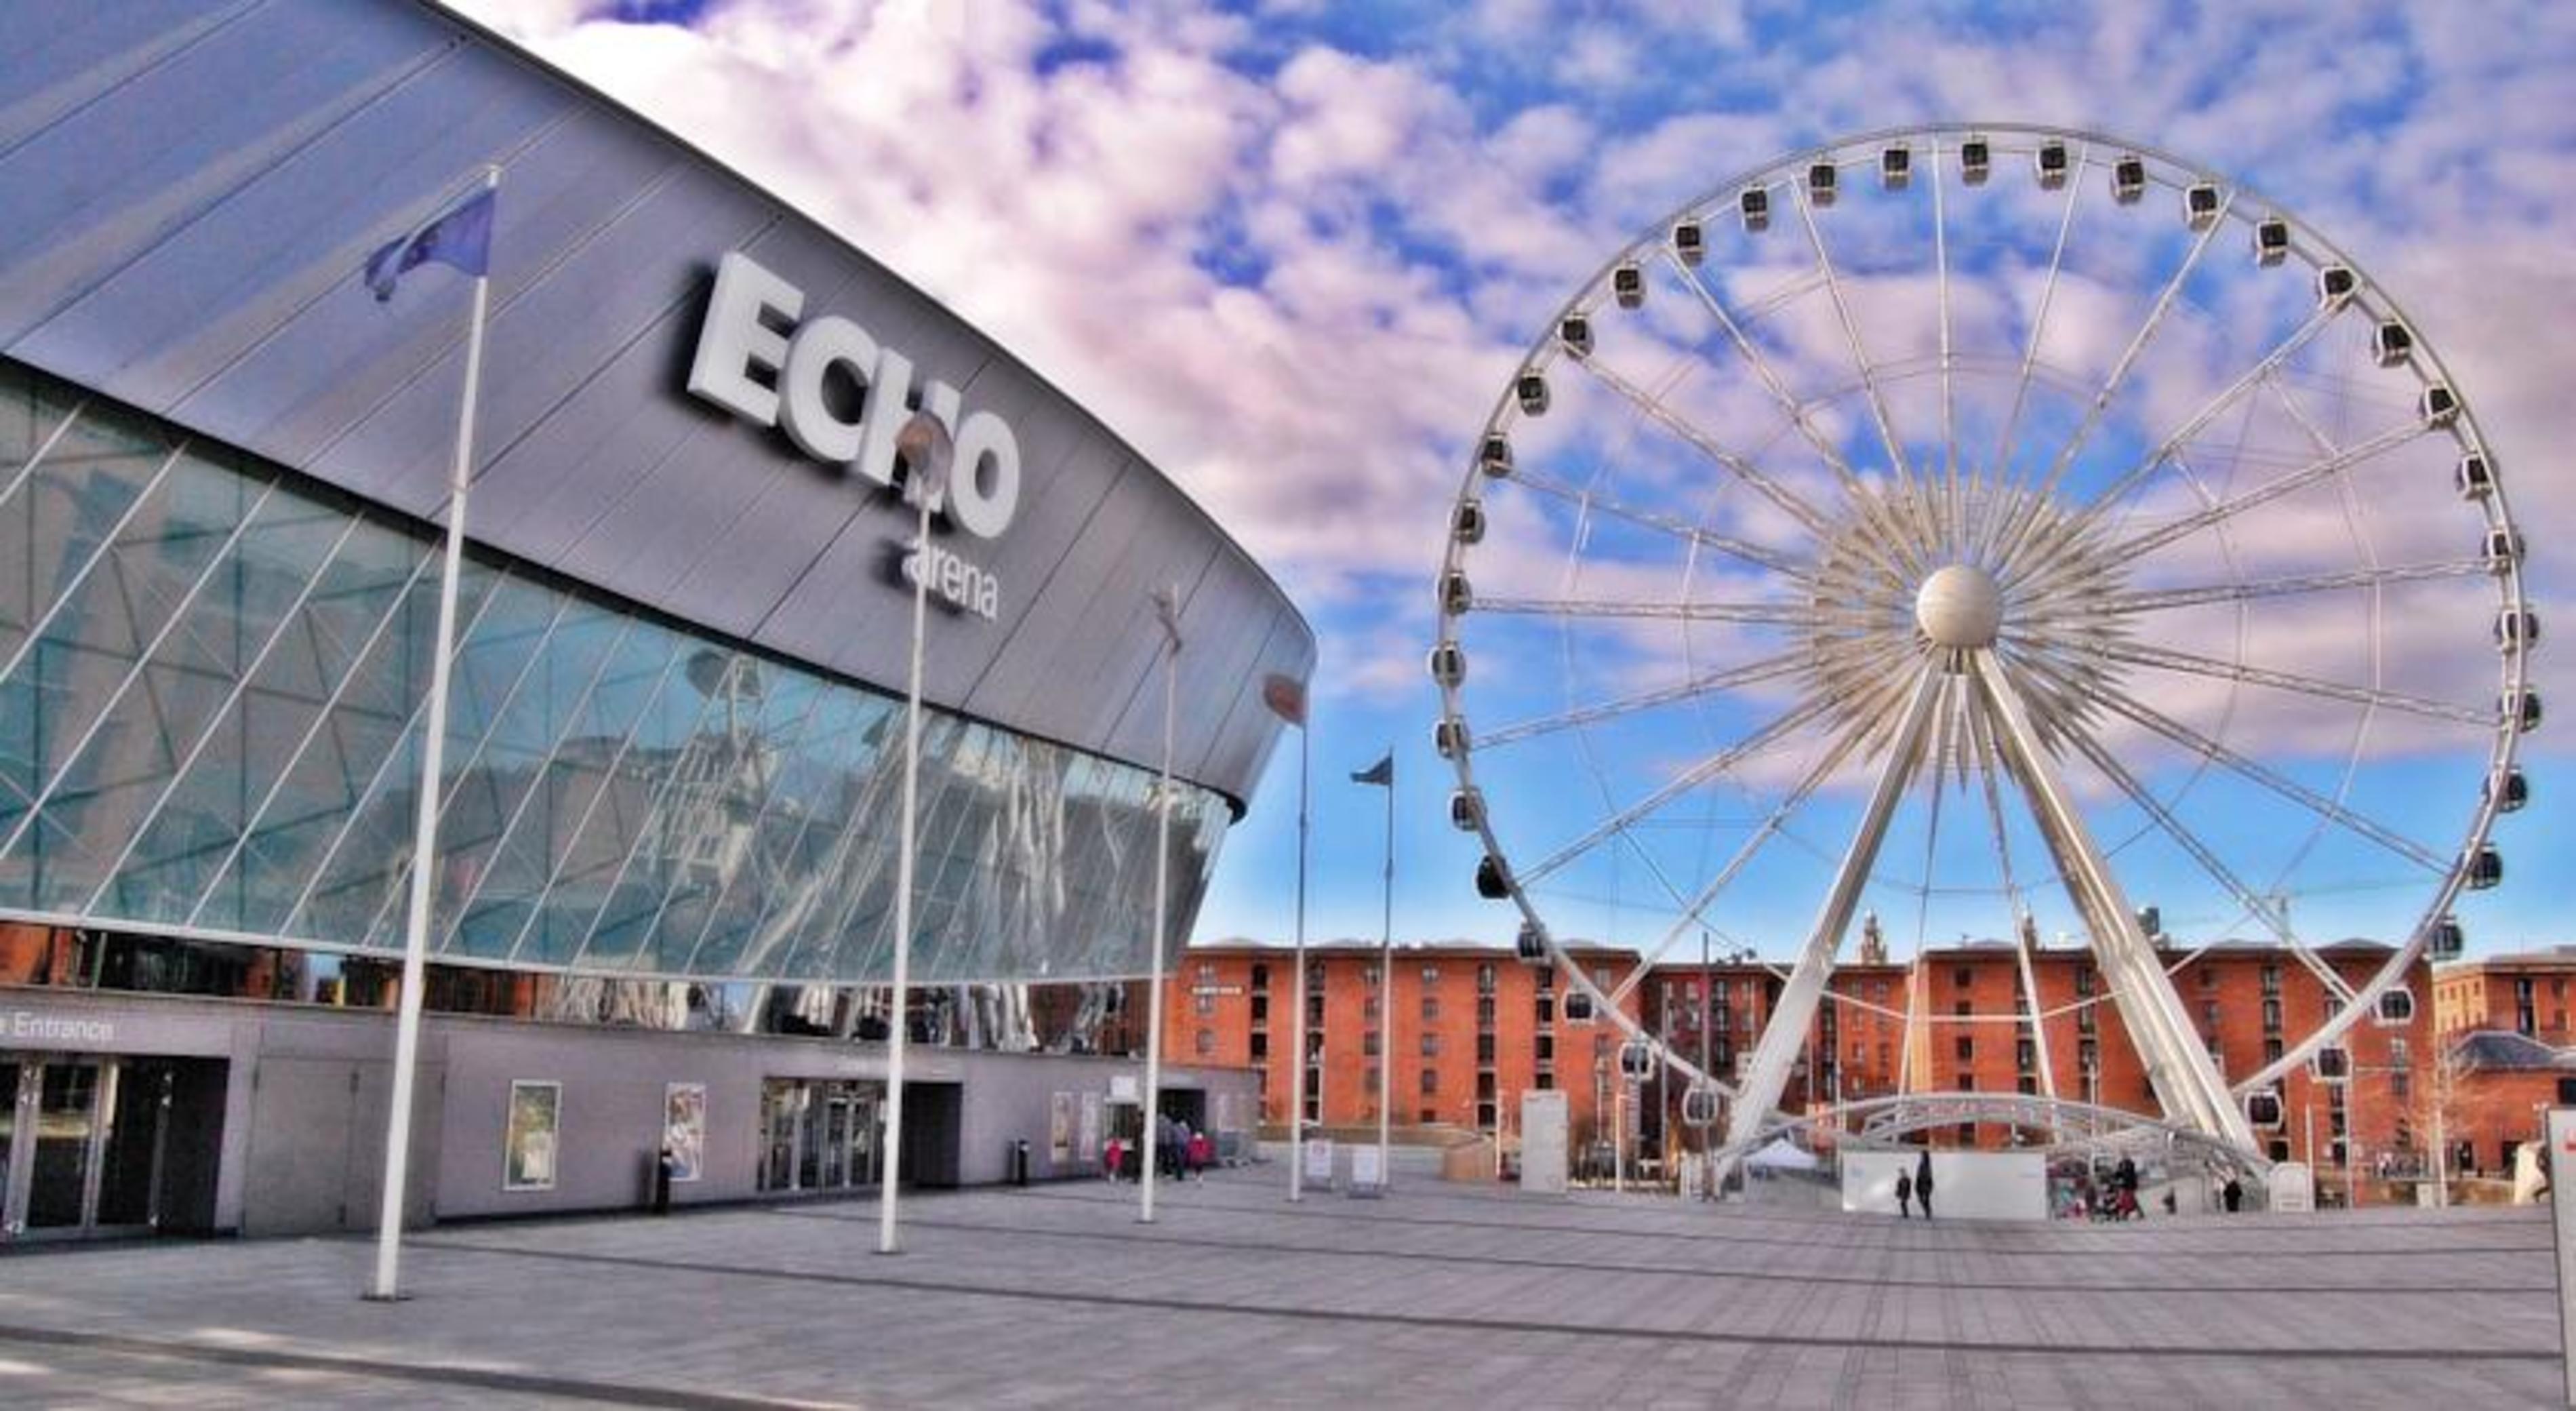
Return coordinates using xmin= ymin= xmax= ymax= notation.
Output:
xmin=363 ymin=188 xmax=496 ymax=302
xmin=1350 ymin=753 xmax=1392 ymax=787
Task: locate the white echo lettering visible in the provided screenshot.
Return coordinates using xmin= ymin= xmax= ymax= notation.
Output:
xmin=946 ymin=410 xmax=1020 ymax=540
xmin=687 ymin=251 xmax=801 ymax=425
xmin=776 ymin=313 xmax=877 ymax=464
xmin=690 ymin=251 xmax=1020 ymax=542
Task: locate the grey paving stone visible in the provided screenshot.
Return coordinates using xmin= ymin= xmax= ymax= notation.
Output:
xmin=0 ymin=1167 xmax=2562 ymax=1408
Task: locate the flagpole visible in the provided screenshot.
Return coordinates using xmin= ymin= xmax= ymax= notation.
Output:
xmin=1377 ymin=740 xmax=1392 ymax=1190
xmin=370 ymin=164 xmax=500 ymax=1303
xmin=1141 ymin=586 xmax=1182 ymax=1223
xmin=1288 ymin=713 xmax=1310 ymax=1201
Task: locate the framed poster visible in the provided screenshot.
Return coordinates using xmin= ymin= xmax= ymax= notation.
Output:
xmin=664 ymin=1083 xmax=708 ymax=1183
xmin=504 ymin=1080 xmax=562 ymax=1192
xmin=1049 ymin=1092 xmax=1074 ymax=1162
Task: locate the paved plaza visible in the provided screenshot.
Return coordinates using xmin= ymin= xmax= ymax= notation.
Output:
xmin=0 ymin=1165 xmax=2562 ymax=1408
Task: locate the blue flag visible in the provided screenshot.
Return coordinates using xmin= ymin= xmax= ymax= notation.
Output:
xmin=363 ymin=187 xmax=496 ymax=302
xmin=1350 ymin=753 xmax=1392 ymax=787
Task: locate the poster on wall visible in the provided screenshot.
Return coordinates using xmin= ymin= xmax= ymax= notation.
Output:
xmin=664 ymin=1083 xmax=708 ymax=1183
xmin=1080 ymin=1092 xmax=1104 ymax=1162
xmin=1049 ymin=1092 xmax=1074 ymax=1162
xmin=504 ymin=1080 xmax=562 ymax=1191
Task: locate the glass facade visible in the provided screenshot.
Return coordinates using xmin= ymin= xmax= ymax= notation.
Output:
xmin=0 ymin=359 xmax=1224 ymax=982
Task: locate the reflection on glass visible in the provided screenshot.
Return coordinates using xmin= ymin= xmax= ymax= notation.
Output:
xmin=0 ymin=356 xmax=1231 ymax=987
xmin=28 ymin=1062 xmax=99 ymax=1229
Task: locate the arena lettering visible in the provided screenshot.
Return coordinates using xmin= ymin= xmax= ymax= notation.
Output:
xmin=904 ymin=537 xmax=1000 ymax=622
xmin=687 ymin=251 xmax=1022 ymax=542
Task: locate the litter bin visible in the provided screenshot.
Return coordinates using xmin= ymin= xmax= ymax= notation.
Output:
xmin=1009 ymin=1138 xmax=1031 ymax=1187
xmin=652 ymin=1146 xmax=676 ymax=1215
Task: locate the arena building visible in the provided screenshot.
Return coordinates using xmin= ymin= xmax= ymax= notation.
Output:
xmin=0 ymin=0 xmax=1306 ymax=1240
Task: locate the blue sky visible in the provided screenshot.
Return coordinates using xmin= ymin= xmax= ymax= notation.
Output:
xmin=456 ymin=0 xmax=2576 ymax=962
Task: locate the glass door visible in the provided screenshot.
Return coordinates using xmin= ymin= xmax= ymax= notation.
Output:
xmin=1 ymin=1062 xmax=20 ymax=1235
xmin=96 ymin=1061 xmax=172 ymax=1229
xmin=820 ymin=1094 xmax=849 ymax=1189
xmin=759 ymin=1079 xmax=803 ymax=1193
xmin=26 ymin=1061 xmax=101 ymax=1230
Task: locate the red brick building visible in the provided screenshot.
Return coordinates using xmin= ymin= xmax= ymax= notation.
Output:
xmin=1169 ymin=941 xmax=1641 ymax=1144
xmin=2434 ymin=949 xmax=2576 ymax=1046
xmin=2432 ymin=1030 xmax=2576 ymax=1180
xmin=1173 ymin=933 xmax=2433 ymax=1200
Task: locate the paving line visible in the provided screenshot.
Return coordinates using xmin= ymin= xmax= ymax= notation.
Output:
xmin=790 ymin=1208 xmax=2551 ymax=1296
xmin=976 ymin=1186 xmax=2558 ymax=1263
xmin=0 ymin=1321 xmax=849 ymax=1410
xmin=403 ymin=1237 xmax=2558 ymax=1364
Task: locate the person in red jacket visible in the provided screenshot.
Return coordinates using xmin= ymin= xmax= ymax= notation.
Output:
xmin=1104 ymin=1136 xmax=1125 ymax=1183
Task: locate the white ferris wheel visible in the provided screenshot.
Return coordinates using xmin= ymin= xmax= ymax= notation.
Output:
xmin=1432 ymin=124 xmax=2534 ymax=1173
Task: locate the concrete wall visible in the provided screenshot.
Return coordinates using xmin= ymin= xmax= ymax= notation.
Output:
xmin=1841 ymin=1149 xmax=2047 ymax=1221
xmin=3 ymin=987 xmax=1256 ymax=1237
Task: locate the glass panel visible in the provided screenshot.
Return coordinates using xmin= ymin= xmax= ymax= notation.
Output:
xmin=205 ymin=552 xmax=469 ymax=937
xmin=94 ymin=1061 xmax=164 ymax=1227
xmin=0 ymin=1060 xmax=17 ymax=1216
xmin=12 ymin=461 xmax=319 ymax=912
xmin=0 ymin=359 xmax=1241 ymax=987
xmin=821 ymin=1092 xmax=848 ymax=1189
xmin=0 ymin=381 xmax=165 ymax=671
xmin=293 ymin=570 xmax=552 ymax=946
xmin=492 ymin=622 xmax=687 ymax=967
xmin=670 ymin=671 xmax=826 ymax=977
xmin=26 ymin=1062 xmax=100 ymax=1229
xmin=411 ymin=600 xmax=617 ymax=957
xmin=94 ymin=502 xmax=373 ymax=922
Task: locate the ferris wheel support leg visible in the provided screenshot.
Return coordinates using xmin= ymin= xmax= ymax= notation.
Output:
xmin=1715 ymin=666 xmax=1944 ymax=1191
xmin=1967 ymin=650 xmax=2259 ymax=1157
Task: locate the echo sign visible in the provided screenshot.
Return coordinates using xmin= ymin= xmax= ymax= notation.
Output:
xmin=687 ymin=250 xmax=1022 ymax=546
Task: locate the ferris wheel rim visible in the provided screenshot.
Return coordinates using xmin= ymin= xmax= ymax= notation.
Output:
xmin=1434 ymin=122 xmax=2531 ymax=1147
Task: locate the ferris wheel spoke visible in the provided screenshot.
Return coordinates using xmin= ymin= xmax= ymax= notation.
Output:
xmin=1718 ymin=665 xmax=1945 ymax=1168
xmin=1476 ymin=593 xmax=1847 ymax=627
xmin=1977 ymin=141 xmax=2091 ymax=563
xmin=1603 ymin=700 xmax=1892 ymax=1012
xmin=2103 ymin=419 xmax=2430 ymax=562
xmin=1662 ymin=251 xmax=1870 ymax=497
xmin=1566 ymin=355 xmax=1838 ymax=538
xmin=2097 ymin=557 xmax=2496 ymax=615
xmin=2057 ymin=715 xmax=2354 ymax=1005
xmin=1990 ymin=192 xmax=2235 ymax=568
xmin=1505 ymin=465 xmax=1815 ymax=578
xmin=2088 ymin=639 xmax=2490 ymax=727
xmin=1790 ymin=180 xmax=1916 ymax=488
xmin=2065 ymin=305 xmax=2341 ymax=534
xmin=1517 ymin=691 xmax=1843 ymax=887
xmin=1475 ymin=649 xmax=1811 ymax=750
xmin=2089 ymin=681 xmax=2451 ymax=872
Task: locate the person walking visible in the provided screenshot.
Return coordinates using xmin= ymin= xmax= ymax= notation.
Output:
xmin=1915 ymin=1149 xmax=1935 ymax=1220
xmin=2223 ymin=1175 xmax=2245 ymax=1213
xmin=1895 ymin=1168 xmax=1913 ymax=1218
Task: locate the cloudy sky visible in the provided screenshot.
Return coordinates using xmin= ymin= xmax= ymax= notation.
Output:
xmin=451 ymin=0 xmax=2575 ymax=961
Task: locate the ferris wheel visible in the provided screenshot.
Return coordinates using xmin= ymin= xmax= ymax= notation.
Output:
xmin=1432 ymin=124 xmax=2533 ymax=1169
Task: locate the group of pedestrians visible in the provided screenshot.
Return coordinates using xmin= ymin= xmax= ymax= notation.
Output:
xmin=1100 ymin=1113 xmax=1213 ymax=1182
xmin=1894 ymin=1150 xmax=1935 ymax=1218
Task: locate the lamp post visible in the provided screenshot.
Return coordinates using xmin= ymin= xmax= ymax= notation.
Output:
xmin=1140 ymin=584 xmax=1183 ymax=1223
xmin=879 ymin=410 xmax=953 ymax=1258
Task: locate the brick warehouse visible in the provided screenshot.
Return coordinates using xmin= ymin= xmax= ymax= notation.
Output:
xmin=1176 ymin=936 xmax=2437 ymax=1201
xmin=1167 ymin=942 xmax=1641 ymax=1147
xmin=2431 ymin=950 xmax=2576 ymax=1180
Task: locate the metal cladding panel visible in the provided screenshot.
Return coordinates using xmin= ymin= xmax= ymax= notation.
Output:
xmin=0 ymin=0 xmax=1310 ymax=806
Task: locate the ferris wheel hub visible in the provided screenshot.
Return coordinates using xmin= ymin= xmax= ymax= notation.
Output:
xmin=1914 ymin=564 xmax=2003 ymax=648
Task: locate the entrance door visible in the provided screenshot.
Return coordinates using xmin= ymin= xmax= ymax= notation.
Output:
xmin=25 ymin=1061 xmax=104 ymax=1231
xmin=0 ymin=1062 xmax=18 ymax=1233
xmin=2 ymin=1057 xmax=210 ymax=1241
